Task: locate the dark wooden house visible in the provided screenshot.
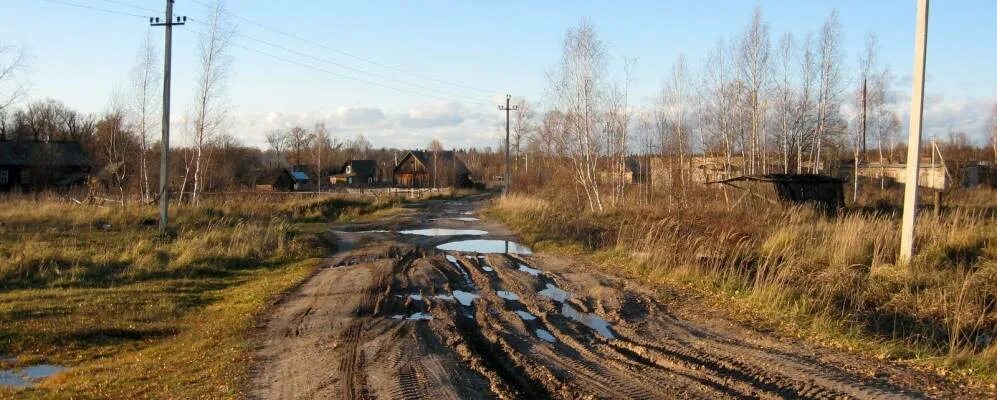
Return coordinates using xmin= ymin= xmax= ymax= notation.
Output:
xmin=331 ymin=160 xmax=380 ymax=187
xmin=393 ymin=150 xmax=471 ymax=188
xmin=254 ymin=168 xmax=310 ymax=191
xmin=708 ymin=174 xmax=845 ymax=213
xmin=0 ymin=140 xmax=89 ymax=192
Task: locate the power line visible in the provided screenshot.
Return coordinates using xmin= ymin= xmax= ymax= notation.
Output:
xmin=38 ymin=0 xmax=148 ymax=18
xmin=184 ymin=19 xmax=490 ymax=105
xmin=97 ymin=0 xmax=162 ymax=14
xmin=180 ymin=25 xmax=486 ymax=106
xmin=187 ymin=0 xmax=496 ymax=95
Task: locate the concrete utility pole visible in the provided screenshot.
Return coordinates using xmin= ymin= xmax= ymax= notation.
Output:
xmin=498 ymin=94 xmax=519 ymax=196
xmin=900 ymin=0 xmax=929 ymax=262
xmin=151 ymin=1 xmax=185 ymax=233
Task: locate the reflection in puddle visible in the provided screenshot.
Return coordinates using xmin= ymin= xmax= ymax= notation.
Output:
xmin=515 ymin=310 xmax=537 ymax=321
xmin=561 ymin=304 xmax=615 ymax=339
xmin=433 ymin=217 xmax=480 ymax=222
xmin=538 ymin=283 xmax=570 ymax=302
xmin=0 ymin=364 xmax=65 ymax=388
xmin=400 ymin=228 xmax=488 ymax=236
xmin=535 ymin=329 xmax=557 ymax=343
xmin=436 ymin=240 xmax=533 ymax=254
xmin=453 ymin=290 xmax=479 ymax=306
xmin=496 ymin=291 xmax=519 ymax=301
xmin=391 ymin=312 xmax=433 ymax=321
xmin=445 ymin=255 xmax=473 ymax=286
xmin=518 ymin=263 xmax=542 ymax=276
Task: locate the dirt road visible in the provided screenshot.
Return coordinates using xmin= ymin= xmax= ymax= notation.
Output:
xmin=251 ymin=196 xmax=980 ymax=399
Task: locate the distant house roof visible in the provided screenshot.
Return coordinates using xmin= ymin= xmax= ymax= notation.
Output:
xmin=0 ymin=140 xmax=88 ymax=167
xmin=342 ymin=159 xmax=378 ymax=176
xmin=395 ymin=150 xmax=469 ymax=174
xmin=290 ymin=171 xmax=310 ymax=182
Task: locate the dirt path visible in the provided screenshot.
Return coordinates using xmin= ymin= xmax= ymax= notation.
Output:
xmin=251 ymin=197 xmax=984 ymax=400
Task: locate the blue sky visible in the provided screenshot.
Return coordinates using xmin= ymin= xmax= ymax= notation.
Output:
xmin=2 ymin=0 xmax=995 ymax=149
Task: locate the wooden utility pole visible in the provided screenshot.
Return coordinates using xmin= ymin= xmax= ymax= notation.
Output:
xmin=900 ymin=0 xmax=929 ymax=262
xmin=498 ymin=94 xmax=519 ymax=196
xmin=151 ymin=1 xmax=185 ymax=233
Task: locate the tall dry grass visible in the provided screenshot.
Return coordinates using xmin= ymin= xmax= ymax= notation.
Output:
xmin=489 ymin=189 xmax=997 ymax=378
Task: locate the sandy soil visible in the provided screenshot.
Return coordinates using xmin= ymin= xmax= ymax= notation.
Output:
xmin=250 ymin=196 xmax=989 ymax=400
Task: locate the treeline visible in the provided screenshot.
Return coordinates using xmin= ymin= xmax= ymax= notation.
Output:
xmin=508 ymin=8 xmax=997 ymax=211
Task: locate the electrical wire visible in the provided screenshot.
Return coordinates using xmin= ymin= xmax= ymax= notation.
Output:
xmin=187 ymin=0 xmax=497 ymax=95
xmin=96 ymin=0 xmax=162 ymax=15
xmin=38 ymin=0 xmax=147 ymax=18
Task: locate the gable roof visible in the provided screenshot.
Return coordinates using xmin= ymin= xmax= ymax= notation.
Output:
xmin=0 ymin=141 xmax=88 ymax=167
xmin=395 ymin=150 xmax=469 ymax=174
xmin=342 ymin=159 xmax=378 ymax=176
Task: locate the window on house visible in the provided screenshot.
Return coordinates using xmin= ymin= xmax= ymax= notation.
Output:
xmin=0 ymin=170 xmax=7 ymax=184
xmin=20 ymin=170 xmax=29 ymax=184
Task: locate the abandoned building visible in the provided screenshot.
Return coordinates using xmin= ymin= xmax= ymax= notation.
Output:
xmin=707 ymin=173 xmax=845 ymax=213
xmin=393 ymin=150 xmax=472 ymax=188
xmin=0 ymin=140 xmax=89 ymax=192
xmin=839 ymin=161 xmax=997 ymax=190
xmin=254 ymin=168 xmax=311 ymax=191
xmin=331 ymin=159 xmax=380 ymax=187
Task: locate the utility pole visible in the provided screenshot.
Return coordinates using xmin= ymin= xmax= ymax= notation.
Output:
xmin=498 ymin=94 xmax=519 ymax=196
xmin=151 ymin=1 xmax=185 ymax=233
xmin=900 ymin=0 xmax=929 ymax=263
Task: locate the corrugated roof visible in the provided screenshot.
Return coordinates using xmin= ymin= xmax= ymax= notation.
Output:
xmin=290 ymin=171 xmax=310 ymax=182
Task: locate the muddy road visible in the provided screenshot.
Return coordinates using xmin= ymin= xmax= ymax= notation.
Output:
xmin=251 ymin=196 xmax=979 ymax=399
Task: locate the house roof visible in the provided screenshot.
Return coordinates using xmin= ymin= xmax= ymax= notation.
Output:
xmin=0 ymin=140 xmax=88 ymax=167
xmin=708 ymin=173 xmax=845 ymax=185
xmin=290 ymin=171 xmax=310 ymax=182
xmin=395 ymin=150 xmax=469 ymax=174
xmin=343 ymin=159 xmax=378 ymax=176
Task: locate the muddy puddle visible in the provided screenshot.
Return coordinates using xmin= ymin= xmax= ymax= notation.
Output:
xmin=436 ymin=240 xmax=533 ymax=254
xmin=433 ymin=217 xmax=481 ymax=222
xmin=0 ymin=364 xmax=65 ymax=388
xmin=399 ymin=228 xmax=488 ymax=236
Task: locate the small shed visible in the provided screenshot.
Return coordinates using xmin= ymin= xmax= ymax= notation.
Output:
xmin=708 ymin=174 xmax=845 ymax=213
xmin=255 ymin=168 xmax=310 ymax=191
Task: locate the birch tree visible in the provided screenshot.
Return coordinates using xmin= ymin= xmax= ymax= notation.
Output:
xmin=661 ymin=54 xmax=692 ymax=188
xmin=512 ymin=99 xmax=535 ymax=173
xmin=0 ymin=43 xmax=27 ymax=112
xmin=772 ymin=32 xmax=795 ymax=173
xmin=129 ymin=32 xmax=160 ymax=202
xmin=738 ymin=6 xmax=771 ymax=174
xmin=548 ymin=19 xmax=609 ymax=212
xmin=189 ymin=0 xmax=234 ymax=204
xmin=312 ymin=122 xmax=330 ymax=191
xmin=812 ymin=9 xmax=843 ymax=173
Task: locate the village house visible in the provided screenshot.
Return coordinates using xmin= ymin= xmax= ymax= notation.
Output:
xmin=254 ymin=167 xmax=311 ymax=191
xmin=839 ymin=160 xmax=996 ymax=190
xmin=0 ymin=140 xmax=89 ymax=192
xmin=330 ymin=159 xmax=380 ymax=188
xmin=393 ymin=150 xmax=472 ymax=188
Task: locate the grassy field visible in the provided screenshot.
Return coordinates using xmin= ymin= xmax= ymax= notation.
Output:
xmin=0 ymin=193 xmax=397 ymax=399
xmin=486 ymin=188 xmax=997 ymax=386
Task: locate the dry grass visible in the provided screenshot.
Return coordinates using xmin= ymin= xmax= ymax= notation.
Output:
xmin=0 ymin=193 xmax=397 ymax=398
xmin=487 ymin=189 xmax=997 ymax=384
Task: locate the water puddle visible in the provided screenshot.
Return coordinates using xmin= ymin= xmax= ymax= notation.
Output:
xmin=535 ymin=329 xmax=557 ymax=343
xmin=433 ymin=217 xmax=480 ymax=222
xmin=437 ymin=240 xmax=533 ymax=254
xmin=453 ymin=290 xmax=479 ymax=306
xmin=0 ymin=364 xmax=65 ymax=388
xmin=445 ymin=255 xmax=473 ymax=286
xmin=538 ymin=283 xmax=570 ymax=302
xmin=356 ymin=229 xmax=390 ymax=233
xmin=496 ymin=291 xmax=519 ymax=301
xmin=561 ymin=304 xmax=615 ymax=339
xmin=515 ymin=310 xmax=537 ymax=321
xmin=518 ymin=263 xmax=542 ymax=276
xmin=400 ymin=228 xmax=488 ymax=236
xmin=482 ymin=266 xmax=494 ymax=272
xmin=432 ymin=294 xmax=455 ymax=301
xmin=391 ymin=312 xmax=433 ymax=321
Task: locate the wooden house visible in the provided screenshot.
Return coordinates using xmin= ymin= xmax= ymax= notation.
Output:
xmin=393 ymin=150 xmax=471 ymax=188
xmin=331 ymin=160 xmax=380 ymax=187
xmin=0 ymin=140 xmax=89 ymax=192
xmin=254 ymin=168 xmax=310 ymax=191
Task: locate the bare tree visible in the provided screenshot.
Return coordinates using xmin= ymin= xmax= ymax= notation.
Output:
xmin=312 ymin=122 xmax=330 ymax=191
xmin=188 ymin=0 xmax=234 ymax=204
xmin=738 ymin=6 xmax=771 ymax=174
xmin=286 ymin=126 xmax=313 ymax=166
xmin=661 ymin=53 xmax=693 ymax=189
xmin=512 ymin=98 xmax=536 ymax=173
xmin=772 ymin=32 xmax=796 ymax=173
xmin=548 ymin=19 xmax=609 ymax=212
xmin=266 ymin=129 xmax=287 ymax=154
xmin=812 ymin=9 xmax=843 ymax=173
xmin=129 ymin=32 xmax=160 ymax=202
xmin=428 ymin=138 xmax=444 ymax=188
xmin=701 ymin=39 xmax=737 ymax=177
xmin=348 ymin=134 xmax=372 ymax=159
xmin=991 ymin=103 xmax=996 ymax=164
xmin=0 ymin=43 xmax=28 ymax=112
